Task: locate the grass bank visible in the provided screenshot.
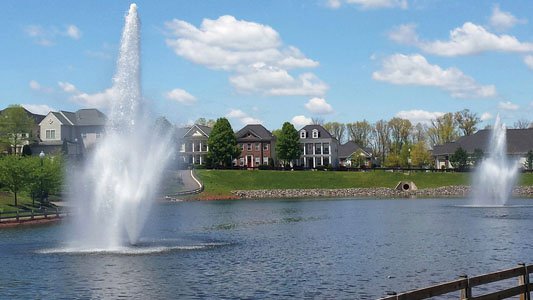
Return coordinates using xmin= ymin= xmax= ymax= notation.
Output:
xmin=0 ymin=192 xmax=35 ymax=212
xmin=195 ymin=170 xmax=533 ymax=199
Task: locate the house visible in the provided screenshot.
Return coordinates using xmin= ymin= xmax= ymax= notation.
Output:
xmin=0 ymin=106 xmax=45 ymax=154
xmin=338 ymin=141 xmax=373 ymax=167
xmin=297 ymin=124 xmax=339 ymax=168
xmin=177 ymin=124 xmax=211 ymax=166
xmin=432 ymin=128 xmax=533 ymax=169
xmin=235 ymin=124 xmax=276 ymax=168
xmin=36 ymin=109 xmax=106 ymax=156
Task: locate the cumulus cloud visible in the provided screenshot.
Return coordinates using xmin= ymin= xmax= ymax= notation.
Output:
xmin=165 ymin=15 xmax=325 ymax=97
xmin=388 ymin=22 xmax=533 ymax=56
xmin=304 ymin=97 xmax=334 ymax=115
xmin=29 ymin=80 xmax=54 ymax=93
xmin=480 ymin=112 xmax=493 ymax=121
xmin=21 ymin=104 xmax=56 ymax=115
xmin=498 ymin=101 xmax=519 ymax=111
xmin=372 ymin=54 xmax=497 ymax=98
xmin=58 ymin=81 xmax=116 ymax=108
xmin=395 ymin=109 xmax=445 ymax=125
xmin=165 ymin=88 xmax=197 ymax=105
xmin=291 ymin=115 xmax=312 ymax=128
xmin=25 ymin=24 xmax=82 ymax=46
xmin=327 ymin=0 xmax=407 ymax=9
xmin=226 ymin=109 xmax=262 ymax=125
xmin=490 ymin=5 xmax=526 ymax=31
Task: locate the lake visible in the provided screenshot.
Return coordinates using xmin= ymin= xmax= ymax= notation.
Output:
xmin=1 ymin=198 xmax=533 ymax=299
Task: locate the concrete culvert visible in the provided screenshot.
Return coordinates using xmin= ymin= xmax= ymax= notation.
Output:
xmin=395 ymin=181 xmax=418 ymax=191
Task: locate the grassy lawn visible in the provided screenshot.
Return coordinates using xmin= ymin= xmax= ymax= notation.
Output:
xmin=196 ymin=169 xmax=533 ymax=198
xmin=0 ymin=191 xmax=37 ymax=212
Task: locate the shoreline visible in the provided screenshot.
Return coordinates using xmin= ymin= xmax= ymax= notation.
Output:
xmin=0 ymin=216 xmax=64 ymax=228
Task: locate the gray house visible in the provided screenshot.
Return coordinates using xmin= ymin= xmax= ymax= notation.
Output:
xmin=37 ymin=109 xmax=106 ymax=156
xmin=297 ymin=124 xmax=339 ymax=168
xmin=338 ymin=141 xmax=374 ymax=167
xmin=432 ymin=128 xmax=533 ymax=169
xmin=177 ymin=124 xmax=211 ymax=165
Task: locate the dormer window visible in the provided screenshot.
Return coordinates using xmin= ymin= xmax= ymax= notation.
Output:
xmin=300 ymin=130 xmax=306 ymax=139
xmin=312 ymin=129 xmax=319 ymax=139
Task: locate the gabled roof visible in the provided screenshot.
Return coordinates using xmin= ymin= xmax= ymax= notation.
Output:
xmin=51 ymin=112 xmax=72 ymax=125
xmin=432 ymin=128 xmax=533 ymax=156
xmin=75 ymin=109 xmax=107 ymax=126
xmin=235 ymin=124 xmax=273 ymax=141
xmin=181 ymin=124 xmax=212 ymax=138
xmin=338 ymin=141 xmax=372 ymax=159
xmin=299 ymin=124 xmax=333 ymax=139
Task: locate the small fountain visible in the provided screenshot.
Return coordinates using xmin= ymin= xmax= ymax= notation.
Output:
xmin=67 ymin=3 xmax=174 ymax=251
xmin=470 ymin=115 xmax=519 ymax=206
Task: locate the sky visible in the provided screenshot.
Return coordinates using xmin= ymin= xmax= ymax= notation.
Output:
xmin=2 ymin=0 xmax=533 ymax=130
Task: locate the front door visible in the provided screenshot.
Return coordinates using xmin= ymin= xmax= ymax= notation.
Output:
xmin=247 ymin=155 xmax=253 ymax=168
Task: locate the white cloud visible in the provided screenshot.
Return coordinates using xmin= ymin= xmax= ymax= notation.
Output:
xmin=21 ymin=104 xmax=56 ymax=115
xmin=524 ymin=55 xmax=533 ymax=70
xmin=291 ymin=115 xmax=312 ymax=128
xmin=328 ymin=0 xmax=408 ymax=9
xmin=58 ymin=81 xmax=116 ymax=108
xmin=480 ymin=112 xmax=493 ymax=121
xmin=25 ymin=24 xmax=82 ymax=46
xmin=498 ymin=101 xmax=519 ymax=111
xmin=304 ymin=97 xmax=334 ymax=115
xmin=165 ymin=15 xmax=325 ymax=97
xmin=165 ymin=88 xmax=197 ymax=105
xmin=29 ymin=80 xmax=54 ymax=93
xmin=66 ymin=25 xmax=82 ymax=39
xmin=226 ymin=109 xmax=262 ymax=125
xmin=389 ymin=22 xmax=533 ymax=56
xmin=395 ymin=109 xmax=445 ymax=125
xmin=372 ymin=54 xmax=497 ymax=98
xmin=490 ymin=5 xmax=525 ymax=31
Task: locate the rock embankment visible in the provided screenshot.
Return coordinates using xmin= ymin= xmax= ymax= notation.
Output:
xmin=232 ymin=186 xmax=533 ymax=199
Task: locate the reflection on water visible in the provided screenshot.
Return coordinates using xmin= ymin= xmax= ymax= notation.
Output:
xmin=1 ymin=198 xmax=533 ymax=299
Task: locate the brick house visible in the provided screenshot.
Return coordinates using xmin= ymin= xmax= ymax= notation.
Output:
xmin=235 ymin=124 xmax=276 ymax=168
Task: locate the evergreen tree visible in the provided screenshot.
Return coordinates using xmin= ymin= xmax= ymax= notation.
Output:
xmin=275 ymin=122 xmax=301 ymax=167
xmin=207 ymin=118 xmax=240 ymax=168
xmin=450 ymin=147 xmax=469 ymax=171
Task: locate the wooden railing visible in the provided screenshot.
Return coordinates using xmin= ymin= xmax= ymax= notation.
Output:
xmin=0 ymin=207 xmax=66 ymax=222
xmin=379 ymin=263 xmax=532 ymax=300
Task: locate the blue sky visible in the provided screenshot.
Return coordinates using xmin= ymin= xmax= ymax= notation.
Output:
xmin=2 ymin=0 xmax=533 ymax=130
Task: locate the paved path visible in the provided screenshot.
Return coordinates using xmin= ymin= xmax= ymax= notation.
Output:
xmin=175 ymin=169 xmax=203 ymax=195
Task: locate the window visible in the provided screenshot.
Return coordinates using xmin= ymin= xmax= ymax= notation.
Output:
xmin=95 ymin=133 xmax=101 ymax=139
xmin=312 ymin=129 xmax=319 ymax=139
xmin=255 ymin=157 xmax=261 ymax=165
xmin=247 ymin=143 xmax=252 ymax=151
xmin=255 ymin=143 xmax=260 ymax=151
xmin=300 ymin=144 xmax=305 ymax=155
xmin=323 ymin=157 xmax=330 ymax=166
xmin=202 ymin=143 xmax=208 ymax=152
xmin=263 ymin=144 xmax=269 ymax=151
xmin=300 ymin=130 xmax=306 ymax=138
xmin=240 ymin=144 xmax=245 ymax=150
xmin=306 ymin=143 xmax=313 ymax=155
xmin=81 ymin=133 xmax=87 ymax=139
xmin=180 ymin=143 xmax=186 ymax=152
xmin=263 ymin=157 xmax=269 ymax=165
xmin=240 ymin=158 xmax=244 ymax=166
xmin=45 ymin=129 xmax=56 ymax=140
xmin=323 ymin=143 xmax=330 ymax=154
xmin=315 ymin=143 xmax=321 ymax=155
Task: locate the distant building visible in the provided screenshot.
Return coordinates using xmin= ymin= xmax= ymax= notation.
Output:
xmin=0 ymin=107 xmax=45 ymax=154
xmin=432 ymin=128 xmax=533 ymax=169
xmin=235 ymin=124 xmax=276 ymax=168
xmin=177 ymin=124 xmax=211 ymax=166
xmin=297 ymin=124 xmax=339 ymax=168
xmin=36 ymin=109 xmax=106 ymax=157
xmin=338 ymin=141 xmax=374 ymax=167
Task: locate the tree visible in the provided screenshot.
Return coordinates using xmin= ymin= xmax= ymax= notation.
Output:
xmin=525 ymin=150 xmax=533 ymax=170
xmin=0 ymin=155 xmax=30 ymax=206
xmin=195 ymin=117 xmax=216 ymax=128
xmin=410 ymin=141 xmax=432 ymax=168
xmin=275 ymin=122 xmax=302 ymax=167
xmin=27 ymin=156 xmax=64 ymax=206
xmin=388 ymin=117 xmax=412 ymax=155
xmin=454 ymin=109 xmax=480 ymax=136
xmin=348 ymin=149 xmax=367 ymax=168
xmin=471 ymin=148 xmax=484 ymax=166
xmin=411 ymin=123 xmax=427 ymax=145
xmin=513 ymin=119 xmax=531 ymax=129
xmin=323 ymin=122 xmax=346 ymax=143
xmin=207 ymin=118 xmax=240 ymax=168
xmin=449 ymin=147 xmax=469 ymax=171
xmin=346 ymin=120 xmax=372 ymax=148
xmin=0 ymin=105 xmax=36 ymax=154
xmin=311 ymin=117 xmax=324 ymax=125
xmin=373 ymin=120 xmax=391 ymax=166
xmin=428 ymin=113 xmax=458 ymax=146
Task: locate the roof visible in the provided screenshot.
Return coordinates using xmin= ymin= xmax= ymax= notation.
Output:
xmin=179 ymin=124 xmax=212 ymax=138
xmin=432 ymin=128 xmax=533 ymax=156
xmin=338 ymin=141 xmax=371 ymax=159
xmin=235 ymin=124 xmax=273 ymax=141
xmin=75 ymin=109 xmax=107 ymax=126
xmin=299 ymin=124 xmax=333 ymax=139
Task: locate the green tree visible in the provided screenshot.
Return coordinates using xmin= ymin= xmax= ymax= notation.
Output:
xmin=410 ymin=141 xmax=432 ymax=168
xmin=275 ymin=122 xmax=302 ymax=167
xmin=471 ymin=148 xmax=484 ymax=166
xmin=0 ymin=105 xmax=36 ymax=154
xmin=0 ymin=155 xmax=30 ymax=206
xmin=449 ymin=147 xmax=469 ymax=171
xmin=525 ymin=150 xmax=533 ymax=170
xmin=346 ymin=120 xmax=372 ymax=148
xmin=207 ymin=118 xmax=240 ymax=168
xmin=454 ymin=109 xmax=480 ymax=136
xmin=373 ymin=119 xmax=391 ymax=166
xmin=195 ymin=117 xmax=216 ymax=127
xmin=428 ymin=113 xmax=458 ymax=146
xmin=323 ymin=122 xmax=346 ymax=143
xmin=388 ymin=117 xmax=412 ymax=155
xmin=27 ymin=155 xmax=64 ymax=206
xmin=349 ymin=149 xmax=367 ymax=168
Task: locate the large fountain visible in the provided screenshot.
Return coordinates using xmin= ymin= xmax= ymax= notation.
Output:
xmin=470 ymin=115 xmax=519 ymax=206
xmin=67 ymin=3 xmax=174 ymax=250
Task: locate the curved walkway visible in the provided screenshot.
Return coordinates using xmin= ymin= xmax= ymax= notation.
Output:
xmin=173 ymin=169 xmax=204 ymax=196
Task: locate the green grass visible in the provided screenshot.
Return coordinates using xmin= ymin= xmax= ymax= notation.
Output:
xmin=196 ymin=169 xmax=533 ymax=198
xmin=0 ymin=191 xmax=36 ymax=212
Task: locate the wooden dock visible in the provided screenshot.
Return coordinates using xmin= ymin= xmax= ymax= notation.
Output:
xmin=379 ymin=263 xmax=532 ymax=300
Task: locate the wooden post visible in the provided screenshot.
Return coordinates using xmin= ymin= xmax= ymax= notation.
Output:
xmin=518 ymin=263 xmax=530 ymax=300
xmin=16 ymin=210 xmax=19 ymax=221
xmin=56 ymin=207 xmax=59 ymax=218
xmin=44 ymin=208 xmax=47 ymax=218
xmin=31 ymin=210 xmax=34 ymax=220
xmin=459 ymin=274 xmax=471 ymax=300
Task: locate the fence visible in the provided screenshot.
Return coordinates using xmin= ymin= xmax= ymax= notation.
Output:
xmin=379 ymin=263 xmax=532 ymax=300
xmin=0 ymin=207 xmax=66 ymax=223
